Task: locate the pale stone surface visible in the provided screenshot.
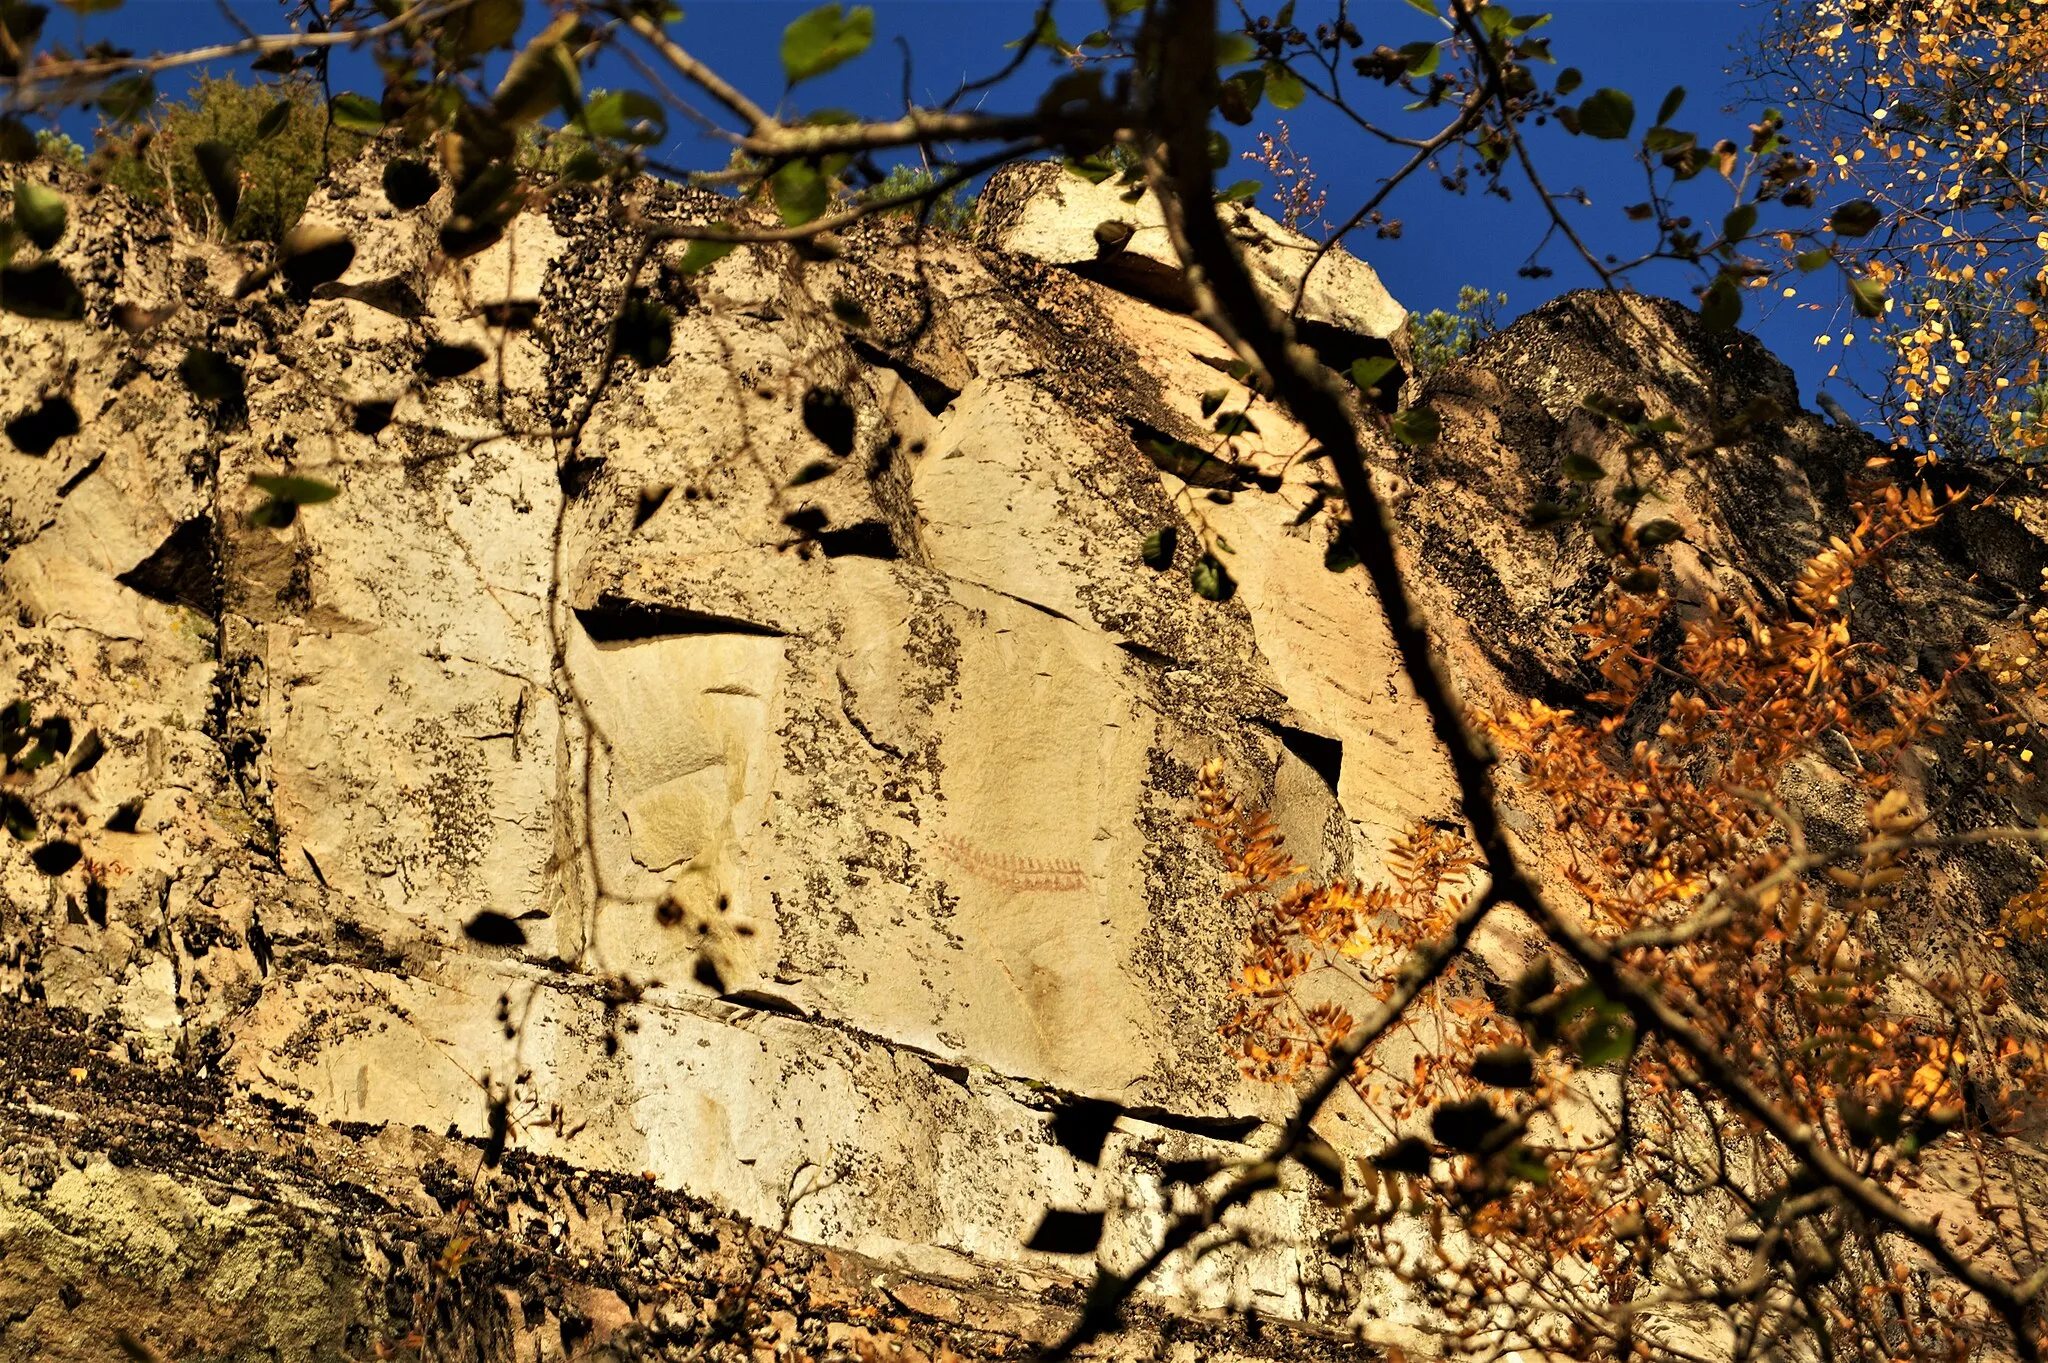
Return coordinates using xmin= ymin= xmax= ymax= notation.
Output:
xmin=1 ymin=157 xmax=1427 ymax=1357
xmin=7 ymin=156 xmax=2045 ymax=1363
xmin=977 ymin=162 xmax=1410 ymax=348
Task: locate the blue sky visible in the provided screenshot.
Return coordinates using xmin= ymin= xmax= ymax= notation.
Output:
xmin=48 ymin=2 xmax=1853 ymax=410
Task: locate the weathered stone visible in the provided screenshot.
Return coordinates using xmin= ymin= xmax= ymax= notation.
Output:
xmin=4 ymin=152 xmax=2046 ymax=1363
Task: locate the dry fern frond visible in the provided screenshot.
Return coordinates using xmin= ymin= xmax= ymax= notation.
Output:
xmin=1194 ymin=757 xmax=1304 ymax=896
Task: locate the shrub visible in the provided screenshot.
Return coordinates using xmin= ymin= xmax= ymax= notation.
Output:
xmin=856 ymin=163 xmax=976 ymax=235
xmin=34 ymin=129 xmax=83 ymax=167
xmin=1411 ymin=284 xmax=1507 ymax=375
xmin=92 ymin=75 xmax=365 ymax=243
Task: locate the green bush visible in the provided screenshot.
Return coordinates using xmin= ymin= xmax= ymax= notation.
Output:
xmin=857 ymin=163 xmax=976 ymax=235
xmin=1411 ymin=284 xmax=1506 ymax=375
xmin=34 ymin=130 xmax=84 ymax=167
xmin=93 ymin=76 xmax=365 ymax=243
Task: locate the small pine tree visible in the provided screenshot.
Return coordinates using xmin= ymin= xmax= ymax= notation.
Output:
xmin=1411 ymin=284 xmax=1507 ymax=375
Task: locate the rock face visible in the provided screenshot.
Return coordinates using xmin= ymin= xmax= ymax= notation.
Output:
xmin=2 ymin=155 xmax=2046 ymax=1362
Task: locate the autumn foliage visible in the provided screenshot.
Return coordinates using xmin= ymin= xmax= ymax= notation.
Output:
xmin=1205 ymin=482 xmax=2048 ymax=1358
xmin=1755 ymin=0 xmax=2048 ymax=462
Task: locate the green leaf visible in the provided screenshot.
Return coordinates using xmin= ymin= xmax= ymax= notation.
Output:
xmin=0 ymin=699 xmax=30 ymax=753
xmin=1654 ymin=85 xmax=1686 ymax=126
xmin=831 ymin=293 xmax=869 ymax=329
xmin=1216 ymin=179 xmax=1261 ymax=205
xmin=329 ymin=93 xmax=386 ymax=134
xmin=1215 ymin=31 xmax=1256 ymax=65
xmin=1006 ymin=13 xmax=1074 ymax=55
xmin=250 ymin=474 xmax=340 ymax=505
xmin=782 ymin=4 xmax=875 ymax=86
xmin=194 ymin=140 xmax=240 ymax=227
xmin=11 ymin=180 xmax=65 ymax=250
xmin=1700 ymin=273 xmax=1742 ymax=331
xmin=1795 ymin=247 xmax=1833 ymax=272
xmin=98 ymin=74 xmax=155 ymax=124
xmin=583 ymin=89 xmax=668 ymax=145
xmin=1636 ymin=518 xmax=1684 ymax=548
xmin=1093 ymin=219 xmax=1134 ymax=254
xmin=247 ymin=496 xmax=296 ymax=529
xmin=29 ymin=840 xmax=81 ymax=876
xmin=1722 ymin=203 xmax=1757 ymax=242
xmin=772 ymin=159 xmax=828 ymax=227
xmin=382 ymin=158 xmax=440 ymax=210
xmin=1350 ymin=356 xmax=1397 ymax=391
xmin=1849 ymin=274 xmax=1887 ymax=318
xmin=451 ymin=0 xmax=522 ymax=55
xmin=178 ymin=347 xmax=245 ymax=402
xmin=0 ymin=118 xmax=35 ymax=164
xmin=1024 ymin=1209 xmax=1104 ymax=1255
xmin=1275 ymin=0 xmax=1296 ymax=25
xmin=0 ymin=791 xmax=33 ymax=841
xmin=1141 ymin=525 xmax=1178 ymax=569
xmin=0 ymin=261 xmax=84 ymax=320
xmin=560 ymin=149 xmax=609 ymax=183
xmin=1390 ymin=405 xmax=1441 ymax=448
xmin=419 ymin=343 xmax=487 ymax=380
xmin=617 ymin=297 xmax=673 ymax=368
xmin=677 ymin=238 xmax=736 ymax=274
xmin=1265 ymin=61 xmax=1305 ymax=110
xmin=1560 ymin=451 xmax=1604 ymax=482
xmin=278 ymin=222 xmax=356 ymax=296
xmin=1206 ymin=130 xmax=1231 ymax=169
xmin=1404 ymin=0 xmax=1437 ymax=13
xmin=492 ymin=12 xmax=580 ymax=124
xmin=1504 ymin=1144 xmax=1552 ymax=1184
xmin=1064 ymin=155 xmax=1115 ymax=185
xmin=1577 ymin=88 xmax=1634 ymax=140
xmin=1190 ymin=552 xmax=1236 ymax=601
xmin=1433 ymin=1098 xmax=1507 ymax=1153
xmin=255 ymin=98 xmax=293 ymax=140
xmin=1643 ymin=126 xmax=1694 ymax=154
xmin=1578 ymin=1005 xmax=1636 ymax=1066
xmin=1399 ymin=41 xmax=1441 ymax=77
xmin=1472 ymin=1045 xmax=1535 ymax=1088
xmin=1143 ymin=437 xmax=1235 ymax=487
xmin=1294 ymin=1136 xmax=1344 ymax=1191
xmin=1218 ymin=69 xmax=1263 ymax=125
xmin=1830 ymin=199 xmax=1882 ymax=237
xmin=1554 ymin=66 xmax=1582 ymax=96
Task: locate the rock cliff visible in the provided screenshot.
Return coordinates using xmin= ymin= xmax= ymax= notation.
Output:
xmin=2 ymin=154 xmax=2044 ymax=1362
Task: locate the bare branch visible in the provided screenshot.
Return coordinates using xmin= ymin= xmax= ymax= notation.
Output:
xmin=620 ymin=8 xmax=776 ymax=134
xmin=1 ymin=0 xmax=478 ymax=96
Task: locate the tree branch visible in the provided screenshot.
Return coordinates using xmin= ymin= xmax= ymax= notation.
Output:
xmin=1 ymin=0 xmax=478 ymax=94
xmin=620 ymin=9 xmax=775 ymax=134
